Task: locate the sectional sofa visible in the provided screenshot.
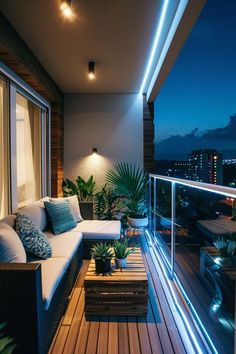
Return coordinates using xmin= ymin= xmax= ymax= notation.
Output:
xmin=0 ymin=196 xmax=121 ymax=354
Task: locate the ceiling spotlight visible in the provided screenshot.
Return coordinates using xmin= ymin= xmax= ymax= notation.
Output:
xmin=88 ymin=61 xmax=95 ymax=80
xmin=92 ymin=147 xmax=98 ymax=154
xmin=60 ymin=0 xmax=74 ymax=19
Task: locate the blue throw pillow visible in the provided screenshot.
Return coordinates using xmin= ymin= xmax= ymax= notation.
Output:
xmin=44 ymin=200 xmax=76 ymax=235
xmin=15 ymin=214 xmax=52 ymax=259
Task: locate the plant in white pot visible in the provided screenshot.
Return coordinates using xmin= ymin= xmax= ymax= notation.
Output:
xmin=113 ymin=239 xmax=135 ymax=268
xmin=106 ymin=162 xmax=149 ymax=228
xmin=90 ymin=242 xmax=114 ymax=274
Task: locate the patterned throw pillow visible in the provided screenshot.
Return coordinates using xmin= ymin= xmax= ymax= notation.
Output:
xmin=44 ymin=200 xmax=76 ymax=235
xmin=15 ymin=214 xmax=52 ymax=259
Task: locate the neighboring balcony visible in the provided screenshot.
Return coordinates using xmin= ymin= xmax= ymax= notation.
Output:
xmin=149 ymin=174 xmax=236 ymax=354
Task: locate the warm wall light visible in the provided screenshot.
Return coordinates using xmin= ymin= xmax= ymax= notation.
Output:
xmin=88 ymin=61 xmax=95 ymax=80
xmin=92 ymin=147 xmax=98 ymax=154
xmin=60 ymin=0 xmax=74 ymax=19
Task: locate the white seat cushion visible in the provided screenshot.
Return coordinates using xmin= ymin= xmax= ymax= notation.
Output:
xmin=30 ymin=257 xmax=69 ymax=310
xmin=45 ymin=230 xmax=83 ymax=261
xmin=72 ymin=220 xmax=121 ymax=240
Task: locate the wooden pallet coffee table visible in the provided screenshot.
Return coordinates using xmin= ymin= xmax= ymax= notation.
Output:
xmin=84 ymin=248 xmax=148 ymax=316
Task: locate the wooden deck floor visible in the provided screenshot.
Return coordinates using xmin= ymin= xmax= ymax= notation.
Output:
xmin=49 ymin=237 xmax=188 ymax=354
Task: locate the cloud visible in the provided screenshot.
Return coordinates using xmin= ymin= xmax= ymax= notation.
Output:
xmin=156 ymin=114 xmax=236 ymax=160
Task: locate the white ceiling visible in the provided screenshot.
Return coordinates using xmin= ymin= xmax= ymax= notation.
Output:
xmin=0 ymin=0 xmax=179 ymax=93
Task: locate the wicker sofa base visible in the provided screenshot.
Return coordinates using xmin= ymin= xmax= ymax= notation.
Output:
xmin=0 ymin=241 xmax=83 ymax=354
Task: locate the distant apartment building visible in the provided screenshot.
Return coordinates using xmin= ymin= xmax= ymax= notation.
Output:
xmin=188 ymin=149 xmax=223 ymax=184
xmin=223 ymin=159 xmax=236 ymax=188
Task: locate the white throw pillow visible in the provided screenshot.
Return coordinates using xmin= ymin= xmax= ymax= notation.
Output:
xmin=18 ymin=201 xmax=48 ymax=231
xmin=0 ymin=223 xmax=26 ymax=263
xmin=50 ymin=195 xmax=83 ymax=223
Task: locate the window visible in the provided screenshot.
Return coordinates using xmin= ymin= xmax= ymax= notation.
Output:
xmin=0 ymin=75 xmax=9 ymax=218
xmin=16 ymin=93 xmax=42 ymax=208
xmin=0 ymin=68 xmax=50 ymax=216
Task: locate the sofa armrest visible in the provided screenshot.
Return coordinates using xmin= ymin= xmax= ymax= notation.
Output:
xmin=0 ymin=263 xmax=43 ymax=353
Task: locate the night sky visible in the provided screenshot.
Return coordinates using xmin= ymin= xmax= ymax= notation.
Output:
xmin=154 ymin=0 xmax=236 ymax=159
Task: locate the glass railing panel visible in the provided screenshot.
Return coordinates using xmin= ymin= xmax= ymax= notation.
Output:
xmin=174 ymin=183 xmax=235 ymax=354
xmin=153 ymin=179 xmax=172 ymax=264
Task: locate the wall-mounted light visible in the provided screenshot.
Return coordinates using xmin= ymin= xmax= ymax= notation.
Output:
xmin=88 ymin=61 xmax=96 ymax=80
xmin=92 ymin=147 xmax=98 ymax=154
xmin=60 ymin=0 xmax=75 ymax=19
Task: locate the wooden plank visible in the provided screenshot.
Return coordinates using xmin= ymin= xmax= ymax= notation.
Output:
xmin=108 ymin=316 xmax=119 ymax=354
xmin=127 ymin=317 xmax=141 ymax=354
xmin=86 ymin=316 xmax=100 ymax=354
xmin=62 ymin=290 xmax=85 ymax=354
xmin=146 ymin=300 xmax=163 ymax=354
xmin=137 ymin=317 xmax=152 ymax=354
xmin=74 ymin=313 xmax=90 ymax=354
xmin=97 ymin=316 xmax=109 ymax=354
xmin=49 ymin=325 xmax=69 ymax=354
xmin=118 ymin=317 xmax=129 ymax=354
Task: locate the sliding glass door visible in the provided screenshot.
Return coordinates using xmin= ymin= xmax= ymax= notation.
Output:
xmin=0 ymin=75 xmax=9 ymax=218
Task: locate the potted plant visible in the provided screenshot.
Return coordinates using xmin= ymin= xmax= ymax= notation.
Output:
xmin=113 ymin=239 xmax=135 ymax=268
xmin=94 ymin=184 xmax=119 ymax=220
xmin=106 ymin=162 xmax=149 ymax=228
xmin=62 ymin=175 xmax=96 ymax=219
xmin=213 ymin=237 xmax=228 ymax=258
xmin=90 ymin=242 xmax=114 ymax=274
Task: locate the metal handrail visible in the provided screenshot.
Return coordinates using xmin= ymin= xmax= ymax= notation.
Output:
xmin=149 ymin=173 xmax=236 ymax=198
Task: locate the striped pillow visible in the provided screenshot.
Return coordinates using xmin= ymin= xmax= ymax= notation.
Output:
xmin=44 ymin=200 xmax=76 ymax=235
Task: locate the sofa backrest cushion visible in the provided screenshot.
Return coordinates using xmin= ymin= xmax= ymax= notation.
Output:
xmin=0 ymin=214 xmax=16 ymax=228
xmin=50 ymin=195 xmax=83 ymax=223
xmin=15 ymin=214 xmax=52 ymax=259
xmin=18 ymin=201 xmax=48 ymax=231
xmin=44 ymin=200 xmax=77 ymax=235
xmin=0 ymin=222 xmax=26 ymax=263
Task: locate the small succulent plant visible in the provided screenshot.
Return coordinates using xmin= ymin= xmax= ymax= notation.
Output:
xmin=113 ymin=239 xmax=135 ymax=259
xmin=213 ymin=237 xmax=227 ymax=250
xmin=227 ymin=240 xmax=236 ymax=256
xmin=90 ymin=242 xmax=114 ymax=262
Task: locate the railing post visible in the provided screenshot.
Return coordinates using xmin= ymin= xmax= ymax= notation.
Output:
xmin=153 ymin=177 xmax=156 ymax=238
xmin=171 ymin=182 xmax=176 ymax=279
xmin=148 ymin=175 xmax=152 ymax=229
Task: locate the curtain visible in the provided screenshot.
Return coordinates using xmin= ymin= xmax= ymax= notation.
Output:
xmin=0 ymin=80 xmax=8 ymax=218
xmin=16 ymin=93 xmax=36 ymax=207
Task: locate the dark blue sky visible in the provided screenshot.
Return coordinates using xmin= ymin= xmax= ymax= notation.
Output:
xmin=154 ymin=0 xmax=236 ymax=148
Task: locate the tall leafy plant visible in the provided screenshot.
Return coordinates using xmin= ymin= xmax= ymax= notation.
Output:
xmin=106 ymin=162 xmax=148 ymax=218
xmin=62 ymin=176 xmax=96 ymax=201
xmin=94 ymin=184 xmax=118 ymax=220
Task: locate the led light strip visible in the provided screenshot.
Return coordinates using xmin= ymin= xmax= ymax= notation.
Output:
xmin=139 ymin=0 xmax=169 ymax=94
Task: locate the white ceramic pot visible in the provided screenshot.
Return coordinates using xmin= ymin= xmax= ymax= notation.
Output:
xmin=127 ymin=216 xmax=148 ymax=228
xmin=115 ymin=258 xmax=127 ymax=268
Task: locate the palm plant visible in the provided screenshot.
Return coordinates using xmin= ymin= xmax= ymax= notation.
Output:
xmin=62 ymin=175 xmax=96 ymax=201
xmin=106 ymin=162 xmax=148 ymax=218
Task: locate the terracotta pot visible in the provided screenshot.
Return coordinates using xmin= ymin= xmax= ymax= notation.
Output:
xmin=95 ymin=259 xmax=111 ymax=274
xmin=115 ymin=258 xmax=127 ymax=269
xmin=127 ymin=216 xmax=148 ymax=228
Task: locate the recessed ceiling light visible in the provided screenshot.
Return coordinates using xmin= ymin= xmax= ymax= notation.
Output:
xmin=60 ymin=0 xmax=75 ymax=20
xmin=88 ymin=61 xmax=96 ymax=80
